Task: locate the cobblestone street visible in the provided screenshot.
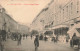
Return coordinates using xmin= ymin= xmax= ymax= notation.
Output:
xmin=3 ymin=37 xmax=75 ymax=51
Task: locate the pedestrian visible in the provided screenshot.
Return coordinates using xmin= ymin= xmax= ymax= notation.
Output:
xmin=23 ymin=34 xmax=25 ymax=40
xmin=66 ymin=34 xmax=70 ymax=43
xmin=39 ymin=35 xmax=43 ymax=40
xmin=0 ymin=35 xmax=4 ymax=51
xmin=44 ymin=35 xmax=48 ymax=41
xmin=1 ymin=30 xmax=6 ymax=41
xmin=34 ymin=35 xmax=39 ymax=51
xmin=55 ymin=35 xmax=58 ymax=43
xmin=70 ymin=33 xmax=77 ymax=47
xmin=72 ymin=33 xmax=77 ymax=40
xmin=26 ymin=34 xmax=28 ymax=39
xmin=44 ymin=36 xmax=47 ymax=41
xmin=31 ymin=35 xmax=32 ymax=40
xmin=17 ymin=34 xmax=22 ymax=46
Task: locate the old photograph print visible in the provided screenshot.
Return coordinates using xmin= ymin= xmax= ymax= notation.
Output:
xmin=0 ymin=0 xmax=80 ymax=51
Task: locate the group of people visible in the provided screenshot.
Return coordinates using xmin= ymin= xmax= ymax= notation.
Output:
xmin=1 ymin=29 xmax=78 ymax=51
xmin=51 ymin=36 xmax=58 ymax=43
xmin=12 ymin=33 xmax=28 ymax=46
xmin=11 ymin=33 xmax=28 ymax=40
xmin=0 ymin=29 xmax=29 ymax=51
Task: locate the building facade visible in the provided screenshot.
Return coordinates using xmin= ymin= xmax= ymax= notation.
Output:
xmin=31 ymin=0 xmax=80 ymax=35
xmin=0 ymin=5 xmax=29 ymax=34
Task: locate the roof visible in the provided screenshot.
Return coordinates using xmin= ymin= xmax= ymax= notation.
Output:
xmin=32 ymin=0 xmax=54 ymax=24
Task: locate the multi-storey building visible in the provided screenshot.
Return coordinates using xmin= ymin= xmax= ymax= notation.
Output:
xmin=0 ymin=5 xmax=29 ymax=34
xmin=31 ymin=0 xmax=80 ymax=35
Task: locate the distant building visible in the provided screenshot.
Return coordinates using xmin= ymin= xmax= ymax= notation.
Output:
xmin=0 ymin=5 xmax=29 ymax=34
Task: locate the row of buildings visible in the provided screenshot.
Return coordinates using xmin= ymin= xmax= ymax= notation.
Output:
xmin=31 ymin=0 xmax=80 ymax=36
xmin=0 ymin=5 xmax=29 ymax=34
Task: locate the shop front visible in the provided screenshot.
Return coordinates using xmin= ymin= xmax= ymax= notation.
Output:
xmin=52 ymin=25 xmax=69 ymax=36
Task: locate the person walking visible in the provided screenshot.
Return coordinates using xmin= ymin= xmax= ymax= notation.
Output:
xmin=1 ymin=30 xmax=6 ymax=41
xmin=66 ymin=34 xmax=70 ymax=43
xmin=23 ymin=34 xmax=25 ymax=40
xmin=26 ymin=34 xmax=28 ymax=39
xmin=34 ymin=35 xmax=39 ymax=51
xmin=31 ymin=35 xmax=33 ymax=40
xmin=17 ymin=34 xmax=22 ymax=46
xmin=0 ymin=35 xmax=4 ymax=51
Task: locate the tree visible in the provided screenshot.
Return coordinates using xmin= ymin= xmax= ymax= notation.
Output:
xmin=31 ymin=30 xmax=39 ymax=35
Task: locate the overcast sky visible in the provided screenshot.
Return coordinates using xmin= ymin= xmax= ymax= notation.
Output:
xmin=0 ymin=0 xmax=51 ymax=25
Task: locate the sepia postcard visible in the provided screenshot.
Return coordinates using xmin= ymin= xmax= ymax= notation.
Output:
xmin=0 ymin=0 xmax=80 ymax=51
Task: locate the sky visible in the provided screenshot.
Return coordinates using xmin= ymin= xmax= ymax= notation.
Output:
xmin=0 ymin=0 xmax=51 ymax=25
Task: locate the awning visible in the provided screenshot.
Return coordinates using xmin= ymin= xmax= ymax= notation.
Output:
xmin=76 ymin=28 xmax=80 ymax=33
xmin=54 ymin=27 xmax=69 ymax=35
xmin=67 ymin=23 xmax=80 ymax=38
xmin=52 ymin=25 xmax=69 ymax=30
xmin=68 ymin=23 xmax=80 ymax=33
xmin=73 ymin=23 xmax=80 ymax=28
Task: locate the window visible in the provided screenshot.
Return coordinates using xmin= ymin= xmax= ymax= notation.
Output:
xmin=71 ymin=2 xmax=73 ymax=14
xmin=63 ymin=9 xmax=64 ymax=18
xmin=66 ymin=6 xmax=68 ymax=16
xmin=77 ymin=0 xmax=79 ymax=13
